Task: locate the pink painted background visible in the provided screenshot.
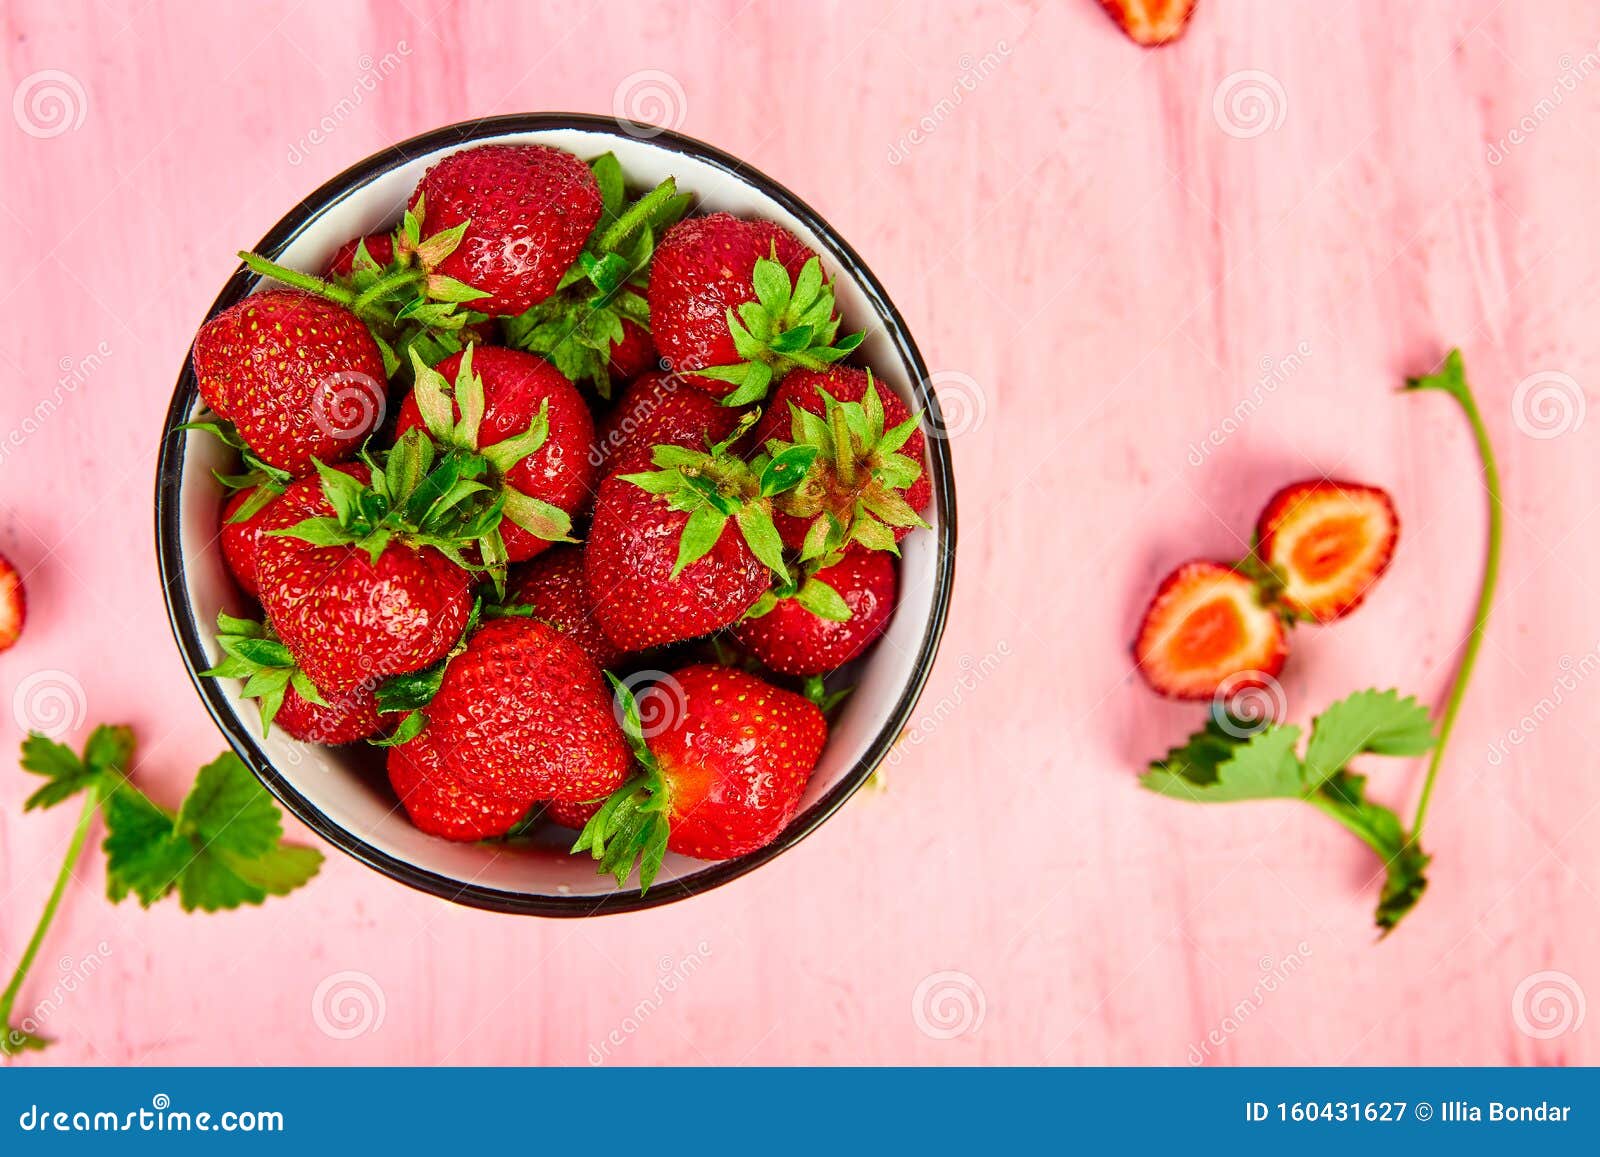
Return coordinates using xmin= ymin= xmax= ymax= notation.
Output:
xmin=2 ymin=0 xmax=1598 ymax=1065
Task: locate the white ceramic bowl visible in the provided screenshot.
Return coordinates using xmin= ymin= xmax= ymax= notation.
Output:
xmin=156 ymin=114 xmax=957 ymax=915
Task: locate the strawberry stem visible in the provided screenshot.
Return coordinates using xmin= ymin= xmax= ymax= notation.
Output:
xmin=0 ymin=784 xmax=99 ymax=1053
xmin=1404 ymin=350 xmax=1502 ymax=836
xmin=237 ymin=251 xmax=356 ymax=306
xmin=830 ymin=405 xmax=856 ymax=488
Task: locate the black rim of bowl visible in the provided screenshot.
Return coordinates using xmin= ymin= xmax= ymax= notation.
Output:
xmin=154 ymin=112 xmax=959 ymax=917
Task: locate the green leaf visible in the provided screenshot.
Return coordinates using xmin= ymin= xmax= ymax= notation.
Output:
xmin=794 ymin=577 xmax=852 ymax=622
xmin=480 ymin=404 xmax=550 ymax=473
xmin=377 ymin=663 xmax=448 ymax=713
xmin=735 ymin=505 xmax=789 ymax=582
xmin=589 ymin=152 xmax=626 ymax=217
xmin=175 ymin=848 xmax=269 ymax=913
xmin=1317 ymin=771 xmax=1430 ymax=934
xmin=673 ymin=505 xmax=728 ymax=577
xmin=102 ymin=788 xmax=188 ymax=906
xmin=267 ymin=516 xmax=355 ymax=548
xmin=760 ymin=445 xmax=819 ymax=496
xmin=370 ymin=710 xmax=427 ymax=748
xmin=1141 ymin=723 xmax=1305 ymax=803
xmin=1303 ymin=690 xmax=1436 ymax=786
xmin=21 ymin=726 xmax=132 ymax=812
xmin=176 ymin=753 xmax=283 ymax=860
xmin=409 ymin=347 xmax=461 ymax=444
xmin=221 ymin=844 xmax=323 ymax=897
xmin=501 ymin=488 xmax=575 ymax=542
xmin=751 ymin=256 xmax=793 ymax=317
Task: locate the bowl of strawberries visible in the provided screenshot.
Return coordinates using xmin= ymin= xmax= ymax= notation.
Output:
xmin=155 ymin=114 xmax=956 ymax=914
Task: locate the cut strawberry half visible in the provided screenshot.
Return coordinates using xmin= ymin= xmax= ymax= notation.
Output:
xmin=1099 ymin=0 xmax=1197 ymax=45
xmin=1134 ymin=560 xmax=1288 ymax=699
xmin=0 ymin=553 xmax=24 ymax=652
xmin=1256 ymin=480 xmax=1398 ymax=623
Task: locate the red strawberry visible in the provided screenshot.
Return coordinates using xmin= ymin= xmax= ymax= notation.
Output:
xmin=735 ymin=548 xmax=898 ymax=676
xmin=585 ymin=470 xmax=775 ymax=651
xmin=607 ymin=320 xmax=658 ymax=381
xmin=409 ymin=144 xmax=602 ymax=317
xmin=253 ymin=467 xmax=473 ymax=695
xmin=505 ymin=546 xmax=623 ymax=671
xmin=756 ymin=366 xmax=931 ymax=554
xmin=648 ymin=213 xmax=861 ymax=403
xmin=395 ymin=346 xmax=597 ymax=561
xmin=1133 ymin=560 xmax=1289 ymax=700
xmin=388 ymin=728 xmax=534 ymax=841
xmin=1256 ymin=480 xmax=1399 ymax=623
xmin=199 ymin=610 xmax=390 ymax=743
xmin=418 ymin=618 xmax=631 ymax=803
xmin=574 ymin=666 xmax=827 ymax=888
xmin=545 ymin=797 xmax=603 ymax=831
xmin=325 ymin=232 xmax=394 ymax=278
xmin=191 ymin=289 xmax=387 ymax=474
xmin=219 ymin=489 xmax=274 ymax=598
xmin=0 ymin=553 xmax=24 ymax=653
xmin=590 ymin=371 xmax=741 ymax=476
xmin=1100 ymin=0 xmax=1197 ymax=45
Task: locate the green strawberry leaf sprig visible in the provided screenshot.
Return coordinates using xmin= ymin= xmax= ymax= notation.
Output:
xmin=1145 ymin=691 xmax=1436 ymax=933
xmin=1141 ymin=349 xmax=1502 ymax=936
xmin=503 ymin=152 xmax=692 ymax=398
xmin=1 ymin=726 xmax=321 ymax=1056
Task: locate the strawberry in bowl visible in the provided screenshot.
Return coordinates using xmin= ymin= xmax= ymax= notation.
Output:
xmin=157 ymin=116 xmax=955 ymax=914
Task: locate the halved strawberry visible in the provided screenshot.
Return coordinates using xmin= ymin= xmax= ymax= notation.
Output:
xmin=1256 ymin=480 xmax=1399 ymax=623
xmin=1099 ymin=0 xmax=1197 ymax=45
xmin=1133 ymin=560 xmax=1288 ymax=699
xmin=0 ymin=553 xmax=25 ymax=652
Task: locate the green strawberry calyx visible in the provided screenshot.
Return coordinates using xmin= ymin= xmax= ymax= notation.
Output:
xmin=269 ymin=346 xmax=575 ymax=588
xmin=178 ymin=417 xmax=293 ymax=521
xmin=570 ymin=675 xmax=675 ymax=893
xmin=695 ymin=251 xmax=866 ymax=407
xmin=237 ymin=193 xmax=491 ymax=378
xmin=198 ymin=611 xmax=327 ymax=736
xmin=742 ymin=562 xmax=854 ymax=623
xmin=765 ymin=372 xmax=929 ymax=563
xmin=503 ymin=153 xmax=692 ymax=399
xmin=618 ymin=413 xmax=813 ymax=584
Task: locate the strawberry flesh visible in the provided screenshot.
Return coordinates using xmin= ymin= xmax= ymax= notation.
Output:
xmin=647 ymin=213 xmax=815 ymax=397
xmin=254 ymin=468 xmax=473 ymax=695
xmin=275 ymin=681 xmax=391 ymax=746
xmin=734 ymin=548 xmax=898 ymax=676
xmin=1257 ymin=479 xmax=1399 ymax=622
xmin=191 ymin=289 xmax=388 ymax=475
xmin=219 ymin=488 xmax=271 ymax=598
xmin=590 ymin=371 xmax=742 ymax=476
xmin=409 ymin=144 xmax=602 ymax=317
xmin=1100 ymin=0 xmax=1197 ymax=45
xmin=420 ymin=618 xmax=631 ymax=803
xmin=505 ymin=546 xmax=624 ymax=671
xmin=388 ymin=727 xmax=535 ymax=841
xmin=1134 ymin=560 xmax=1288 ymax=699
xmin=0 ymin=553 xmax=24 ymax=653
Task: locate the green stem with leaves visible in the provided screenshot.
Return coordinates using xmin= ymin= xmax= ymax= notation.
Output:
xmin=1404 ymin=349 xmax=1502 ymax=836
xmin=0 ymin=786 xmax=98 ymax=1049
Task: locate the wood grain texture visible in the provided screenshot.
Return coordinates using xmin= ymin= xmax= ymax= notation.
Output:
xmin=1 ymin=0 xmax=1596 ymax=1065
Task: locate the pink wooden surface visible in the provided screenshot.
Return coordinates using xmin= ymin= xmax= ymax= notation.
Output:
xmin=2 ymin=0 xmax=1597 ymax=1065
